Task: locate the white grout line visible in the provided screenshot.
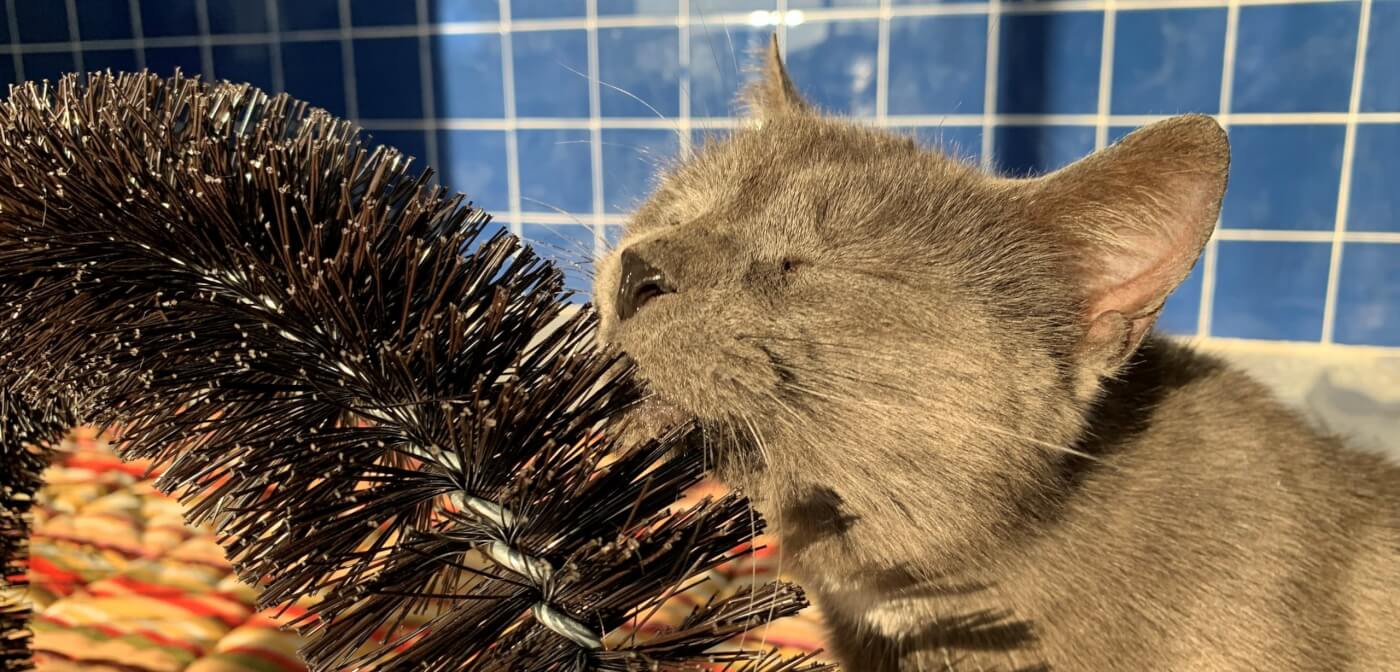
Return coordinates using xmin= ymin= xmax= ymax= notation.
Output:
xmin=350 ymin=110 xmax=1400 ymax=130
xmin=11 ymin=0 xmax=1373 ymax=56
xmin=1320 ymin=0 xmax=1371 ymax=344
xmin=415 ymin=0 xmax=441 ymax=173
xmin=1198 ymin=0 xmax=1239 ymax=340
xmin=678 ymin=0 xmax=691 ymax=162
xmin=1182 ymin=335 xmax=1400 ymax=359
xmin=193 ymin=0 xmax=214 ymax=80
xmin=777 ymin=0 xmax=789 ymax=61
xmin=586 ymin=0 xmax=606 ymax=262
xmin=128 ymin=0 xmax=146 ymax=70
xmin=1094 ymin=0 xmax=1115 ymax=149
xmin=500 ymin=0 xmax=522 ymax=238
xmin=63 ymin=0 xmax=84 ymax=76
xmin=520 ymin=211 xmax=630 ymax=226
xmin=1345 ymin=231 xmax=1400 ymax=244
xmin=980 ymin=0 xmax=1000 ymax=170
xmin=1215 ymin=228 xmax=1400 ymax=243
xmin=337 ymin=0 xmax=359 ymax=120
xmin=6 ymin=1 xmax=24 ymax=82
xmin=876 ymin=0 xmax=891 ymax=122
xmin=264 ymin=0 xmax=285 ymax=92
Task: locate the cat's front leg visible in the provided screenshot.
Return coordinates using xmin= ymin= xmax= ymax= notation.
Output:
xmin=819 ymin=604 xmax=904 ymax=672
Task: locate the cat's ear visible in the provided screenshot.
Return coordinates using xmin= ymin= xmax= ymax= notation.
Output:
xmin=1035 ymin=114 xmax=1229 ymax=382
xmin=743 ymin=33 xmax=810 ymax=119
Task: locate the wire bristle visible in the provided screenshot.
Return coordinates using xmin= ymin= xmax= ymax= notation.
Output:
xmin=0 ymin=72 xmax=830 ymax=671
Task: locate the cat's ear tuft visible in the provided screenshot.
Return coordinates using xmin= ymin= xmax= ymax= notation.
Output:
xmin=742 ymin=33 xmax=810 ymax=119
xmin=1036 ymin=114 xmax=1229 ymax=382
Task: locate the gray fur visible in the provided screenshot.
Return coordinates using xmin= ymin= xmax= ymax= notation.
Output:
xmin=592 ymin=38 xmax=1400 ymax=671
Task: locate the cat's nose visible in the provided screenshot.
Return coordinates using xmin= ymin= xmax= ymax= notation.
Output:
xmin=615 ymin=248 xmax=673 ymax=321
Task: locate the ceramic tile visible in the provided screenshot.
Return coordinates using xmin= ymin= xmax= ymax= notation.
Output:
xmin=433 ymin=33 xmax=505 ymax=118
xmin=512 ymin=29 xmax=590 ymax=117
xmin=517 ymin=129 xmax=594 ymax=214
xmin=437 ymin=130 xmax=511 ymax=214
xmin=887 ymin=14 xmax=987 ymax=115
xmin=996 ymin=11 xmax=1102 ymax=115
xmin=1232 ymin=2 xmax=1359 ymax=113
xmin=1334 ymin=243 xmax=1400 ymax=347
xmin=281 ymin=40 xmax=347 ymax=116
xmin=598 ymin=27 xmax=681 ymax=118
xmin=1212 ymin=241 xmax=1331 ymax=341
xmin=1348 ymin=124 xmax=1400 ymax=233
xmin=75 ymin=0 xmax=133 ymax=41
xmin=786 ymin=19 xmax=879 ymax=116
xmin=354 ymin=37 xmax=423 ymax=119
xmin=992 ymin=125 xmax=1094 ymax=176
xmin=602 ymin=129 xmax=680 ymax=213
xmin=1221 ymin=125 xmax=1344 ymax=231
xmin=1110 ymin=8 xmax=1225 ymax=115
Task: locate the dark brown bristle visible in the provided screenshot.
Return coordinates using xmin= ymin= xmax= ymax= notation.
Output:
xmin=0 ymin=72 xmax=829 ymax=672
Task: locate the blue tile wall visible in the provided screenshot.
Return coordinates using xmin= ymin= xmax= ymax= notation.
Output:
xmin=278 ymin=0 xmax=340 ymax=31
xmin=601 ymin=129 xmax=680 ymax=213
xmin=1335 ymin=243 xmax=1400 ymax=346
xmin=1110 ymin=8 xmax=1225 ymax=115
xmin=22 ymin=51 xmax=75 ymax=83
xmin=14 ymin=0 xmax=72 ymax=43
xmin=1213 ymin=241 xmax=1331 ymax=342
xmin=143 ymin=46 xmax=202 ymax=78
xmin=83 ymin=47 xmax=138 ymax=74
xmin=4 ymin=0 xmax=1396 ymax=349
xmin=1222 ymin=125 xmax=1345 ymax=231
xmin=281 ymin=40 xmax=347 ymax=117
xmin=786 ymin=19 xmax=879 ymax=116
xmin=1232 ymin=2 xmax=1358 ymax=113
xmin=1349 ymin=124 xmax=1400 ymax=233
xmin=138 ymin=2 xmax=198 ymax=38
xmin=688 ymin=24 xmax=768 ymax=117
xmin=212 ymin=43 xmax=275 ymax=91
xmin=349 ymin=0 xmax=417 ymax=27
xmin=74 ymin=0 xmax=131 ymax=41
xmin=597 ymin=26 xmax=680 ymax=118
xmin=437 ymin=130 xmax=510 ymax=213
xmin=432 ymin=33 xmax=505 ymax=118
xmin=993 ymin=125 xmax=1096 ymax=176
xmin=902 ymin=126 xmax=982 ymax=164
xmin=353 ymin=37 xmax=423 ymax=119
xmin=887 ymin=14 xmax=987 ymax=115
xmin=516 ymin=128 xmax=594 ymax=214
xmin=431 ymin=0 xmax=500 ymax=22
xmin=996 ymin=11 xmax=1102 ymax=115
xmin=511 ymin=29 xmax=590 ymax=117
xmin=206 ymin=0 xmax=268 ymax=34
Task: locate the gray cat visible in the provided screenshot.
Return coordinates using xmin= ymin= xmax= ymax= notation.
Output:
xmin=592 ymin=38 xmax=1400 ymax=671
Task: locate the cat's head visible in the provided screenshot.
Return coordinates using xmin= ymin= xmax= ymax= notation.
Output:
xmin=593 ymin=37 xmax=1228 ymax=511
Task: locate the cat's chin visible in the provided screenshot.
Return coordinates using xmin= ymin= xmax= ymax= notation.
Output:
xmin=612 ymin=393 xmax=694 ymax=451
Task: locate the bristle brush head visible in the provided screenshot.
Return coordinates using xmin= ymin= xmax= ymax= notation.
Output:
xmin=0 ymin=72 xmax=828 ymax=671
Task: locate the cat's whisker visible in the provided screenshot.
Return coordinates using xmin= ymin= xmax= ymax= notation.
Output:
xmin=520 ymin=197 xmax=590 ymax=227
xmin=736 ymin=334 xmax=906 ymax=364
xmin=763 ymin=390 xmax=804 ymax=424
xmin=512 ymin=199 xmax=601 ymax=276
xmin=781 ymin=379 xmax=1101 ymax=463
xmin=759 ymin=493 xmax=786 ymax=653
xmin=722 ymin=347 xmax=1102 ymax=463
xmin=736 ymin=489 xmax=762 ymax=656
xmin=556 ymin=62 xmax=688 ymax=153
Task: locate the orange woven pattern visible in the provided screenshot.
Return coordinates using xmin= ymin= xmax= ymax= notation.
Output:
xmin=21 ymin=429 xmax=831 ymax=670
